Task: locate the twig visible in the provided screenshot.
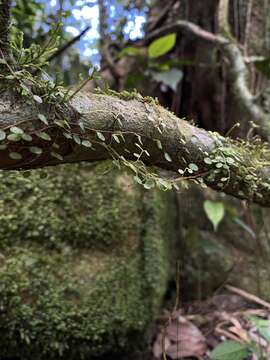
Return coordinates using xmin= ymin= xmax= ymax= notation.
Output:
xmin=218 ymin=0 xmax=230 ymax=33
xmin=48 ymin=26 xmax=90 ymax=63
xmin=226 ymin=285 xmax=270 ymax=310
xmin=146 ymin=20 xmax=228 ymax=46
xmin=244 ymin=0 xmax=253 ymax=56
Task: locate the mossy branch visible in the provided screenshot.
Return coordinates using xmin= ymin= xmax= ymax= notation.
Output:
xmin=0 ymin=0 xmax=12 ymax=60
xmin=1 ymin=90 xmax=270 ymax=207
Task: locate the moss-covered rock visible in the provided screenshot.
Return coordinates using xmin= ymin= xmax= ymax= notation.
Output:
xmin=0 ymin=164 xmax=176 ymax=359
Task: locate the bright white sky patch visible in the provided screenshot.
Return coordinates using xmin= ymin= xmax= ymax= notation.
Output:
xmin=83 ymin=48 xmax=99 ymax=57
xmin=66 ymin=26 xmax=80 ymax=37
xmin=72 ymin=4 xmax=100 ymax=39
xmin=73 ymin=5 xmax=99 ymax=21
xmin=125 ymin=16 xmax=145 ymax=40
xmin=50 ymin=0 xmax=57 ymax=7
xmin=70 ymin=1 xmax=145 ymax=62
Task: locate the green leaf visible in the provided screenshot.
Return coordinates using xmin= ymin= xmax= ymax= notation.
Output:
xmin=133 ymin=175 xmax=142 ymax=185
xmin=96 ymin=131 xmax=106 ymax=141
xmin=0 ymin=144 xmax=7 ymax=150
xmin=9 ymin=152 xmax=22 ymax=160
xmin=38 ymin=114 xmax=48 ymax=125
xmin=226 ymin=157 xmax=235 ymax=165
xmin=189 ymin=163 xmax=199 ymax=172
xmin=33 ymin=95 xmax=43 ymax=103
xmin=204 ymin=157 xmax=212 ymax=164
xmin=79 ymin=121 xmax=85 ymax=132
xmin=248 ymin=316 xmax=270 ymax=342
xmin=22 ymin=133 xmax=33 ymax=142
xmin=51 ymin=151 xmax=63 ymax=161
xmin=73 ymin=134 xmax=81 ymax=145
xmin=210 ymin=341 xmax=249 ymax=360
xmin=54 ymin=120 xmax=66 ymax=128
xmin=29 ymin=146 xmax=43 ymax=155
xmin=148 ymin=33 xmax=176 ymax=59
xmin=63 ymin=132 xmax=72 ymax=139
xmin=143 ymin=180 xmax=155 ymax=189
xmin=156 ymin=139 xmax=162 ymax=150
xmin=37 ymin=132 xmax=51 ymax=141
xmin=81 ymin=140 xmax=92 ymax=147
xmin=112 ymin=134 xmax=120 ymax=144
xmin=203 ymin=200 xmax=225 ymax=231
xmin=164 ymin=152 xmax=172 ymax=162
xmin=7 ymin=133 xmax=21 ymax=142
xmin=10 ymin=126 xmax=24 ymax=135
xmin=0 ymin=130 xmax=6 ymax=141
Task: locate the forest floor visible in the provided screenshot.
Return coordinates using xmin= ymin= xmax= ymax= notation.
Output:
xmin=151 ymin=286 xmax=270 ymax=360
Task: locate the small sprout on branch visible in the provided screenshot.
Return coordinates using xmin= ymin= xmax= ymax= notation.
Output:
xmin=37 ymin=132 xmax=51 ymax=141
xmin=156 ymin=139 xmax=162 ymax=150
xmin=10 ymin=126 xmax=24 ymax=135
xmin=7 ymin=134 xmax=21 ymax=142
xmin=0 ymin=130 xmax=6 ymax=141
xmin=9 ymin=152 xmax=22 ymax=160
xmin=22 ymin=134 xmax=33 ymax=142
xmin=29 ymin=146 xmax=43 ymax=155
xmin=33 ymin=95 xmax=43 ymax=104
xmin=112 ymin=134 xmax=120 ymax=144
xmin=164 ymin=152 xmax=172 ymax=162
xmin=188 ymin=163 xmax=199 ymax=172
xmin=51 ymin=152 xmax=63 ymax=161
xmin=81 ymin=140 xmax=92 ymax=148
xmin=96 ymin=131 xmax=106 ymax=142
xmin=73 ymin=134 xmax=81 ymax=145
xmin=38 ymin=114 xmax=48 ymax=125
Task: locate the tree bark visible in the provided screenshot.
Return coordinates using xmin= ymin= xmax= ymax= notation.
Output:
xmin=1 ymin=90 xmax=270 ymax=207
xmin=0 ymin=0 xmax=12 ymax=60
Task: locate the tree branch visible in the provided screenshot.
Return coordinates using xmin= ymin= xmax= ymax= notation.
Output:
xmin=217 ymin=0 xmax=230 ymax=33
xmin=1 ymin=90 xmax=270 ymax=207
xmin=147 ymin=21 xmax=270 ymax=141
xmin=48 ymin=26 xmax=90 ymax=63
xmin=0 ymin=0 xmax=12 ymax=60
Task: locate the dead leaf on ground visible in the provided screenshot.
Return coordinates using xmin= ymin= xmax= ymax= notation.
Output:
xmin=153 ymin=315 xmax=207 ymax=359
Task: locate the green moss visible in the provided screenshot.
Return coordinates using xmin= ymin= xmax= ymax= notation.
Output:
xmin=0 ymin=245 xmax=148 ymax=359
xmin=0 ymin=164 xmax=139 ymax=250
xmin=141 ymin=190 xmax=176 ymax=313
xmin=0 ymin=163 xmax=176 ymax=359
xmin=94 ymin=88 xmax=158 ymax=104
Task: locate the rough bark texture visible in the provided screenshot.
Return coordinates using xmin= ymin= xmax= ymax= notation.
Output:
xmin=1 ymin=90 xmax=270 ymax=206
xmin=0 ymin=0 xmax=12 ymax=60
xmin=1 ymin=0 xmax=270 ymax=208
